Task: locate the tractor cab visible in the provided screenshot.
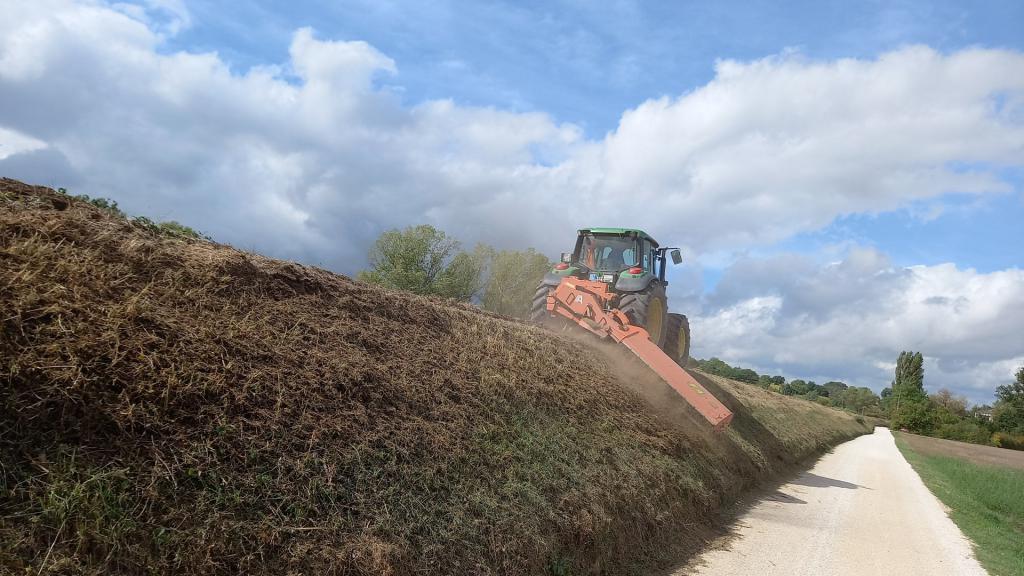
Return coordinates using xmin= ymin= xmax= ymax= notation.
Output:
xmin=547 ymin=228 xmax=682 ymax=287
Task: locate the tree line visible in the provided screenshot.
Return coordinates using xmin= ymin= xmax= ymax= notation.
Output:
xmin=699 ymin=353 xmax=1024 ymax=451
xmin=883 ymin=351 xmax=1024 ymax=450
xmin=695 ymin=358 xmax=885 ymax=416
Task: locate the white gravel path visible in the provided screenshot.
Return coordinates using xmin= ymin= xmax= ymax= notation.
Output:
xmin=678 ymin=427 xmax=988 ymax=576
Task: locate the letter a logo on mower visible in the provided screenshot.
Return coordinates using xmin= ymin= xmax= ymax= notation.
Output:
xmin=574 ymin=295 xmax=584 ymax=304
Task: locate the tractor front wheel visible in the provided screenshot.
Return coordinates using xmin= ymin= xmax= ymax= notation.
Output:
xmin=529 ymin=283 xmax=552 ymax=323
xmin=619 ymin=285 xmax=668 ymax=347
xmin=664 ymin=313 xmax=691 ymax=366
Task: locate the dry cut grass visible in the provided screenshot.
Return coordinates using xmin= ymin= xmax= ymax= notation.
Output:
xmin=1 ymin=178 xmax=874 ymax=575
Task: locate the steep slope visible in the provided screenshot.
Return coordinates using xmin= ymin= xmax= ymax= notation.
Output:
xmin=0 ymin=178 xmax=874 ymax=575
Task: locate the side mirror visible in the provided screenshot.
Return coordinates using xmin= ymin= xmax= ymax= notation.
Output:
xmin=560 ymin=252 xmax=572 ymax=263
xmin=670 ymin=249 xmax=682 ymax=265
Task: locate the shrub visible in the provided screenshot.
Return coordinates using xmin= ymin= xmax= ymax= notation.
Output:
xmin=891 ymin=399 xmax=935 ymax=435
xmin=991 ymin=432 xmax=1024 ymax=451
xmin=157 ymin=220 xmax=207 ymax=240
xmin=936 ymin=420 xmax=992 ymax=445
xmin=56 ymin=187 xmax=207 ymax=240
xmin=58 ymin=188 xmax=124 ymax=218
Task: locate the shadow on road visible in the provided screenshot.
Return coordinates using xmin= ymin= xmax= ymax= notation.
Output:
xmin=650 ymin=370 xmax=873 ymax=575
xmin=790 ymin=472 xmax=867 ymax=490
xmin=764 ymin=490 xmax=807 ymax=504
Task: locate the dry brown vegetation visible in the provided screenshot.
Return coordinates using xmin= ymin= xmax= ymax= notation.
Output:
xmin=1 ymin=178 xmax=874 ymax=575
xmin=898 ymin=432 xmax=1024 ymax=471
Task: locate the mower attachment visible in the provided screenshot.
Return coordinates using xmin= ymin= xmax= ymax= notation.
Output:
xmin=546 ymin=279 xmax=734 ymax=430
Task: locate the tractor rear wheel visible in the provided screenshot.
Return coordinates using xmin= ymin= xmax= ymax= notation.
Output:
xmin=619 ymin=284 xmax=668 ymax=347
xmin=664 ymin=313 xmax=691 ymax=365
xmin=529 ymin=283 xmax=552 ymax=323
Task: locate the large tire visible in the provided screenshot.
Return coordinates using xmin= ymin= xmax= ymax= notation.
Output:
xmin=663 ymin=313 xmax=691 ymax=365
xmin=619 ymin=284 xmax=668 ymax=347
xmin=529 ymin=283 xmax=552 ymax=323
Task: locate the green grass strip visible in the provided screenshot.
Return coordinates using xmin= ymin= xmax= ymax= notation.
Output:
xmin=895 ymin=435 xmax=1024 ymax=576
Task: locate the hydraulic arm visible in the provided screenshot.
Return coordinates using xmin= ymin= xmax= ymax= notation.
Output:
xmin=546 ymin=278 xmax=734 ymax=430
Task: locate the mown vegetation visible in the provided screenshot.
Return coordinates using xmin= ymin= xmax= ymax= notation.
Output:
xmin=1 ymin=179 xmax=875 ymax=575
xmin=895 ymin=435 xmax=1024 ymax=576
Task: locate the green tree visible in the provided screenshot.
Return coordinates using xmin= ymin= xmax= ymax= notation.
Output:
xmin=784 ymin=379 xmax=810 ymax=396
xmin=992 ymin=367 xmax=1024 ymax=435
xmin=758 ymin=374 xmax=785 ymax=389
xmin=890 ymin=351 xmax=933 ymax=432
xmin=358 ymin=225 xmax=489 ymax=300
xmin=995 ymin=367 xmax=1024 ymax=405
xmin=696 ymin=358 xmax=761 ymax=384
xmin=697 ymin=358 xmax=733 ymax=377
xmin=894 ymin=351 xmax=925 ymax=393
xmin=733 ymin=368 xmax=760 ymax=384
xmin=838 ymin=387 xmax=882 ymax=414
xmin=896 ymin=399 xmax=936 ymax=434
xmin=822 ymin=381 xmax=849 ymax=398
xmin=434 ymin=244 xmax=493 ymax=301
xmin=481 ymin=248 xmax=552 ymax=318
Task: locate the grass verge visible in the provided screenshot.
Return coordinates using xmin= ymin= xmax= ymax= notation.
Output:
xmin=895 ymin=433 xmax=1024 ymax=576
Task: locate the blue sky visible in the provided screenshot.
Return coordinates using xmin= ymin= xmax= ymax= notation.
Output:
xmin=169 ymin=0 xmax=1024 ymax=135
xmin=1 ymin=0 xmax=1022 ymax=402
xmin=163 ymin=0 xmax=1024 ymax=276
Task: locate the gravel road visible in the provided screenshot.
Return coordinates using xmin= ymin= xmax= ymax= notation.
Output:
xmin=678 ymin=427 xmax=987 ymax=576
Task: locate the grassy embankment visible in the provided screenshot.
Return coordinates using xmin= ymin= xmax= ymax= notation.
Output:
xmin=1 ymin=178 xmax=874 ymax=575
xmin=895 ymin=433 xmax=1024 ymax=576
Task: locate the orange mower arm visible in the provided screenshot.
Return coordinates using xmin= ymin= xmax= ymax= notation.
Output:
xmin=546 ymin=279 xmax=733 ymax=431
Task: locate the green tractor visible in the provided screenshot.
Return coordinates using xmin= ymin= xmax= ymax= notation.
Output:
xmin=530 ymin=228 xmax=691 ymax=365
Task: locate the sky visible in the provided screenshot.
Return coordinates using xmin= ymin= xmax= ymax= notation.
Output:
xmin=1 ymin=0 xmax=1022 ymax=404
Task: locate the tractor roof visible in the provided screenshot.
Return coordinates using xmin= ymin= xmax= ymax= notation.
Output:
xmin=578 ymin=227 xmax=659 ymax=247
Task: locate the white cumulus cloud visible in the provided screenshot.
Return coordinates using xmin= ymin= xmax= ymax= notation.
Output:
xmin=2 ymin=0 xmax=1023 ymax=267
xmin=692 ymin=248 xmax=1024 ymax=403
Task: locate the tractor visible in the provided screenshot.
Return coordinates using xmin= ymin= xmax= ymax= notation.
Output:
xmin=531 ymin=228 xmax=691 ymax=364
xmin=529 ymin=228 xmax=732 ymax=430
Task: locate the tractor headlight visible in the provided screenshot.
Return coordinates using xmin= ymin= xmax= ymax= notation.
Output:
xmin=601 ymin=273 xmax=615 ymax=283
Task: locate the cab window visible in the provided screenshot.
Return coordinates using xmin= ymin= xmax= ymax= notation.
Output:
xmin=642 ymin=240 xmax=653 ymax=271
xmin=577 ymin=234 xmax=638 ymax=271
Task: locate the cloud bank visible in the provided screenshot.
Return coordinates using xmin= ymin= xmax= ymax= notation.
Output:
xmin=691 ymin=249 xmax=1024 ymax=404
